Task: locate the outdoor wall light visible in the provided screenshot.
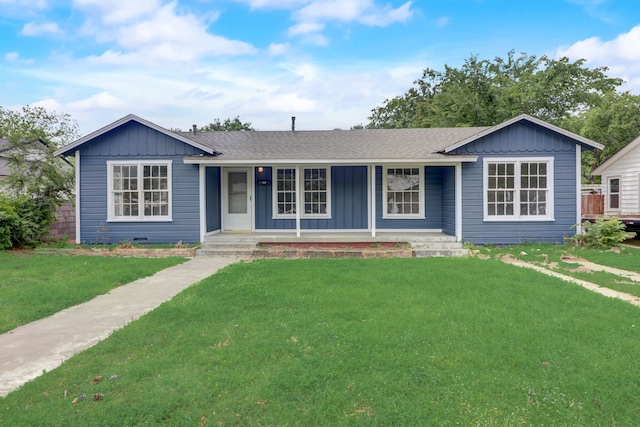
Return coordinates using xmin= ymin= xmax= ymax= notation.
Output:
xmin=257 ymin=166 xmax=264 ymax=173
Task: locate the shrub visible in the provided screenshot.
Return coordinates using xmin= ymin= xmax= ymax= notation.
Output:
xmin=0 ymin=195 xmax=57 ymax=249
xmin=570 ymin=216 xmax=627 ymax=249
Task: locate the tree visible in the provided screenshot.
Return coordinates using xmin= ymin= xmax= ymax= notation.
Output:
xmin=201 ymin=117 xmax=254 ymax=131
xmin=567 ymin=92 xmax=640 ymax=182
xmin=367 ymin=51 xmax=623 ymax=129
xmin=0 ymin=106 xmax=79 ymax=247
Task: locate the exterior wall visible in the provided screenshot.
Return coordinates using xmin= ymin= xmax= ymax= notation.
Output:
xmin=452 ymin=121 xmax=581 ymax=244
xmin=255 ymin=166 xmax=368 ymax=230
xmin=47 ymin=201 xmax=76 ymax=241
xmin=600 ymin=147 xmax=640 ymax=216
xmin=375 ymin=166 xmax=444 ymax=230
xmin=78 ymin=121 xmax=204 ymax=244
xmin=206 ymin=166 xmax=221 ymax=232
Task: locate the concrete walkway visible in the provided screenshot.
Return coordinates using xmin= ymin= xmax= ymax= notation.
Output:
xmin=0 ymin=256 xmax=242 ymax=397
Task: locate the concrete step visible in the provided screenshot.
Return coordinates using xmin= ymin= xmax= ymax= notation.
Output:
xmin=413 ymin=248 xmax=469 ymax=258
xmin=410 ymin=242 xmax=465 ymax=250
xmin=196 ymin=247 xmax=255 ymax=257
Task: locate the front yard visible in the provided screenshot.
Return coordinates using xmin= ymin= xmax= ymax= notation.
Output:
xmin=1 ymin=255 xmax=639 ymax=425
xmin=0 ymin=251 xmax=186 ymax=334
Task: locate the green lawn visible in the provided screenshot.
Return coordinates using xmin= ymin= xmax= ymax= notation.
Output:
xmin=0 ymin=251 xmax=187 ymax=334
xmin=477 ymin=243 xmax=640 ymax=297
xmin=2 ymin=258 xmax=639 ymax=425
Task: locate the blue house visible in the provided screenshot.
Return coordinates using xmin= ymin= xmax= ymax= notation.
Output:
xmin=54 ymin=114 xmax=602 ymax=246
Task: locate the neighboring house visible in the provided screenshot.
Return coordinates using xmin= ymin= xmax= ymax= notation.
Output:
xmin=0 ymin=137 xmax=13 ymax=180
xmin=53 ymin=113 xmax=602 ymax=245
xmin=1 ymin=137 xmax=76 ymax=240
xmin=590 ymin=134 xmax=640 ymax=230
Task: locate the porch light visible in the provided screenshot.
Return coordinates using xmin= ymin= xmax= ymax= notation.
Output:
xmin=257 ymin=166 xmax=264 ymax=173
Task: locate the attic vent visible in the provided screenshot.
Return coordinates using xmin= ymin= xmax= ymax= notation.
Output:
xmin=291 ymin=116 xmax=296 ymax=132
xmin=192 ymin=124 xmax=197 ymax=135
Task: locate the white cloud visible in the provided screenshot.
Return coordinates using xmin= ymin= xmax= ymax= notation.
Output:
xmin=72 ymin=0 xmax=160 ymax=24
xmin=67 ymin=92 xmax=128 ymax=110
xmin=5 ymin=52 xmax=19 ymax=62
xmin=293 ymin=0 xmax=413 ymax=33
xmin=20 ymin=21 xmax=62 ymax=36
xmin=556 ymin=25 xmax=640 ymax=92
xmin=75 ymin=1 xmax=256 ymax=64
xmin=268 ymin=43 xmax=289 ymax=55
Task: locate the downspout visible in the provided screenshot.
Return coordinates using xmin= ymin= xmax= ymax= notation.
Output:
xmin=370 ymin=165 xmax=376 ymax=237
xmin=295 ymin=165 xmax=301 ymax=237
xmin=455 ymin=162 xmax=462 ymax=242
xmin=576 ymin=144 xmax=582 ymax=234
xmin=75 ymin=150 xmax=81 ymax=244
xmin=199 ymin=164 xmax=206 ymax=243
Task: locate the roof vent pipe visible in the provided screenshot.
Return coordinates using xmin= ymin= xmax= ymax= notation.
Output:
xmin=291 ymin=116 xmax=296 ymax=132
xmin=192 ymin=124 xmax=197 ymax=135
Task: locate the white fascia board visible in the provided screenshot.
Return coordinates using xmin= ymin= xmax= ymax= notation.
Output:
xmin=54 ymin=114 xmax=216 ymax=156
xmin=443 ymin=114 xmax=604 ymax=153
xmin=183 ymin=156 xmax=478 ymax=165
xmin=591 ymin=135 xmax=640 ymax=176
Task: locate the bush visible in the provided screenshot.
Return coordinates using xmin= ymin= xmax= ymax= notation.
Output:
xmin=0 ymin=197 xmax=19 ymax=250
xmin=570 ymin=216 xmax=627 ymax=249
xmin=0 ymin=195 xmax=57 ymax=249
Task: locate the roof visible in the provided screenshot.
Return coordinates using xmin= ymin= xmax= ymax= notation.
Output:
xmin=53 ymin=114 xmax=217 ymax=157
xmin=52 ymin=113 xmax=604 ymax=165
xmin=443 ymin=114 xmax=604 ymax=153
xmin=180 ymin=126 xmax=488 ymax=164
xmin=591 ymin=134 xmax=640 ymax=176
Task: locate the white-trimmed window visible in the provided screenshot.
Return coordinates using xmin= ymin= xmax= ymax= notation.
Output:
xmin=383 ymin=167 xmax=424 ymax=218
xmin=273 ymin=167 xmax=331 ymax=218
xmin=608 ymin=177 xmax=620 ymax=211
xmin=107 ymin=161 xmax=172 ymax=221
xmin=483 ymin=157 xmax=554 ymax=221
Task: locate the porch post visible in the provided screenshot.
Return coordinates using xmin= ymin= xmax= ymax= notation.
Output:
xmin=370 ymin=164 xmax=376 ymax=237
xmin=295 ymin=166 xmax=301 ymax=237
xmin=455 ymin=162 xmax=462 ymax=242
xmin=199 ymin=164 xmax=206 ymax=243
xmin=75 ymin=150 xmax=81 ymax=244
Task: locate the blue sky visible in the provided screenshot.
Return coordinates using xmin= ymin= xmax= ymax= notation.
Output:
xmin=1 ymin=0 xmax=640 ymax=136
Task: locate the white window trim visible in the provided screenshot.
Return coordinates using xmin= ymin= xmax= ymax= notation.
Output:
xmin=382 ymin=166 xmax=425 ymax=219
xmin=607 ymin=175 xmax=621 ymax=212
xmin=272 ymin=166 xmax=332 ymax=219
xmin=107 ymin=160 xmax=173 ymax=222
xmin=483 ymin=157 xmax=554 ymax=222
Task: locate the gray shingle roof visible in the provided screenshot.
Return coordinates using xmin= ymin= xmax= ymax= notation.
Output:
xmin=179 ymin=127 xmax=489 ymax=163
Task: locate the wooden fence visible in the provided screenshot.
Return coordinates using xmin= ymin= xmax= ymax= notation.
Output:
xmin=582 ymin=194 xmax=604 ymax=215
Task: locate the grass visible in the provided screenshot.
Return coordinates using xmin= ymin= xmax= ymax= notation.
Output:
xmin=2 ymin=258 xmax=640 ymax=425
xmin=0 ymin=251 xmax=187 ymax=334
xmin=477 ymin=242 xmax=640 ymax=297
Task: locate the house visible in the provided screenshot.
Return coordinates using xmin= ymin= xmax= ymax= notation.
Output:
xmin=590 ymin=134 xmax=640 ymax=231
xmin=53 ymin=113 xmax=603 ymax=246
xmin=0 ymin=138 xmax=13 ymax=180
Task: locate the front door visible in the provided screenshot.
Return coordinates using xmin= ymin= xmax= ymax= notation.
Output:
xmin=223 ymin=168 xmax=252 ymax=230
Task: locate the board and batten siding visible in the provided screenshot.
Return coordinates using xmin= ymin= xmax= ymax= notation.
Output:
xmin=78 ymin=121 xmax=205 ymax=244
xmin=599 ymin=146 xmax=640 ymax=215
xmin=205 ymin=166 xmax=222 ymax=232
xmin=451 ymin=121 xmax=580 ymax=244
xmin=254 ymin=166 xmax=368 ymax=230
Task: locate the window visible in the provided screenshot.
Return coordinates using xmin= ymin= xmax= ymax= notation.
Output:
xmin=304 ymin=168 xmax=329 ymax=216
xmin=108 ymin=161 xmax=172 ymax=221
xmin=484 ymin=157 xmax=554 ymax=221
xmin=383 ymin=167 xmax=424 ymax=218
xmin=608 ymin=177 xmax=620 ymax=210
xmin=273 ymin=167 xmax=331 ymax=218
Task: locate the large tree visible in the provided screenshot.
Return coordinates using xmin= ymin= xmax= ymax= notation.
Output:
xmin=0 ymin=106 xmax=79 ymax=247
xmin=201 ymin=117 xmax=254 ymax=131
xmin=367 ymin=51 xmax=623 ymax=129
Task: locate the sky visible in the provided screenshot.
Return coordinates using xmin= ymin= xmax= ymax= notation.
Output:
xmin=1 ymin=0 xmax=640 ymax=136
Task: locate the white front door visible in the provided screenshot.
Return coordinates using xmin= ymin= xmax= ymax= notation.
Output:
xmin=223 ymin=168 xmax=252 ymax=230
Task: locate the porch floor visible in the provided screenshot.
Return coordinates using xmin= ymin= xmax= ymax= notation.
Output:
xmin=205 ymin=231 xmax=456 ymax=243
